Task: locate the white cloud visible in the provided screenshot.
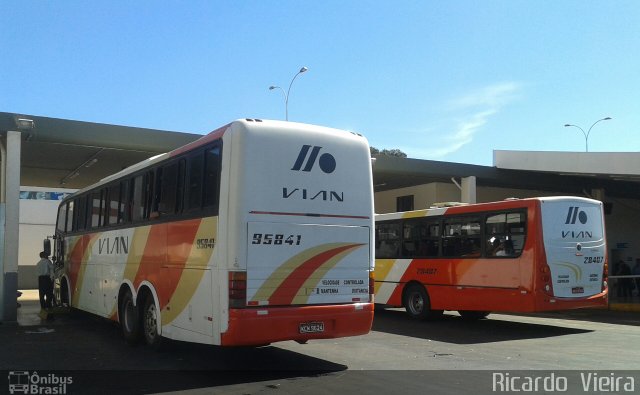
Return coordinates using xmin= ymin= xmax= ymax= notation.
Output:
xmin=406 ymin=82 xmax=522 ymax=159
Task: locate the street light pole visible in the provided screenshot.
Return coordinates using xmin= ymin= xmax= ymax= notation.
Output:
xmin=564 ymin=117 xmax=612 ymax=152
xmin=269 ymin=66 xmax=308 ymax=121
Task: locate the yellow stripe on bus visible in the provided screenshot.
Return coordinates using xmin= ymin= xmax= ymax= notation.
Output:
xmin=123 ymin=226 xmax=152 ymax=283
xmin=402 ymin=211 xmax=427 ymax=219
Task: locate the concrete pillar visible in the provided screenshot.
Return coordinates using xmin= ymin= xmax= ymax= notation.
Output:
xmin=1 ymin=131 xmax=21 ymax=322
xmin=461 ymin=176 xmax=477 ymax=204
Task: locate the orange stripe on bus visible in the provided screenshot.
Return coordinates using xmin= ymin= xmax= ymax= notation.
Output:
xmin=132 ymin=224 xmax=168 ymax=290
xmin=157 ymin=219 xmax=202 ymax=309
xmin=68 ymin=234 xmax=99 ymax=306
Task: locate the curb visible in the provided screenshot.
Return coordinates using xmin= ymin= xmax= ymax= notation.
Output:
xmin=609 ymin=303 xmax=640 ymax=312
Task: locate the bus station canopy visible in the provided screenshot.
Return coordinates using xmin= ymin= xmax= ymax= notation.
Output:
xmin=1 ymin=111 xmax=638 ymax=198
xmin=0 ymin=112 xmax=202 ymax=189
xmin=372 ymin=154 xmax=640 ymax=199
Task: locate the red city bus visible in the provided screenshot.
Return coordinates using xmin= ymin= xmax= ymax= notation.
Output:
xmin=374 ymin=197 xmax=608 ymax=320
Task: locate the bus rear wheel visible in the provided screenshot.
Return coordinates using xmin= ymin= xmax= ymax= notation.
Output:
xmin=119 ymin=291 xmax=141 ymax=345
xmin=403 ymin=284 xmax=443 ymax=320
xmin=142 ymin=296 xmax=164 ymax=349
xmin=459 ymin=311 xmax=490 ymax=320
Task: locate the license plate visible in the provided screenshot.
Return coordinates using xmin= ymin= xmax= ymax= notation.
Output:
xmin=299 ymin=321 xmax=324 ymax=334
xmin=572 ymin=287 xmax=584 ymax=294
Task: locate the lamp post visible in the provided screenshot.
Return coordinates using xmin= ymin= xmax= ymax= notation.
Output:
xmin=269 ymin=66 xmax=309 ymax=121
xmin=564 ymin=117 xmax=612 ymax=152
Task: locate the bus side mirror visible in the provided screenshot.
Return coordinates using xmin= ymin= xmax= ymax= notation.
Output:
xmin=43 ymin=238 xmax=51 ymax=257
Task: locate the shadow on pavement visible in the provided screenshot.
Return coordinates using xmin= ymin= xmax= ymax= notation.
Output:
xmin=372 ymin=309 xmax=592 ymax=344
xmin=506 ymin=308 xmax=640 ymax=327
xmin=1 ymin=309 xmax=346 ymax=394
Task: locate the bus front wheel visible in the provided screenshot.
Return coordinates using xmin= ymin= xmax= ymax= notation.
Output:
xmin=403 ymin=284 xmax=443 ymax=321
xmin=119 ymin=291 xmax=141 ymax=345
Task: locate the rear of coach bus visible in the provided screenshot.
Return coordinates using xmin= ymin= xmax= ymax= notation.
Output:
xmin=537 ymin=197 xmax=608 ymax=310
xmin=220 ymin=120 xmax=374 ymax=346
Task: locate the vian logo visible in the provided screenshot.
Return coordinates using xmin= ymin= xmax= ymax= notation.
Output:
xmin=282 ymin=187 xmax=344 ymax=202
xmin=98 ymin=236 xmax=129 ymax=255
xmin=291 ymin=145 xmax=336 ymax=174
xmin=562 ymin=207 xmax=592 ymax=239
xmin=565 ymin=206 xmax=588 ymax=225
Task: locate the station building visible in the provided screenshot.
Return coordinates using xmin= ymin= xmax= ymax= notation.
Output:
xmin=1 ymin=112 xmax=638 ymax=322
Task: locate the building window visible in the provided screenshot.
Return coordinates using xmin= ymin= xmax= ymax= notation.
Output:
xmin=397 ymin=195 xmax=414 ymax=212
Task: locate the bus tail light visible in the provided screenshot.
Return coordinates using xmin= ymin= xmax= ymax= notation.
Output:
xmin=602 ymin=260 xmax=609 ymax=292
xmin=229 ymin=271 xmax=247 ymax=308
xmin=369 ymin=270 xmax=375 ymax=302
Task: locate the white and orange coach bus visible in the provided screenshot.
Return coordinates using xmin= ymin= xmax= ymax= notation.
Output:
xmin=48 ymin=119 xmax=374 ymax=347
xmin=374 ymin=197 xmax=608 ymax=320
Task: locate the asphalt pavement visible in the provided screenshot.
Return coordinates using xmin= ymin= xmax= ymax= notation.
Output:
xmin=1 ymin=291 xmax=638 ymax=395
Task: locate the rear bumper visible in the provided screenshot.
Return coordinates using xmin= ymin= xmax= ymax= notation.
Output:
xmin=535 ymin=289 xmax=609 ymax=311
xmin=221 ymin=303 xmax=374 ymax=346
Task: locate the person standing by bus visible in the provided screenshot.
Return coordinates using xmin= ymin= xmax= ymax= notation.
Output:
xmin=36 ymin=251 xmax=54 ymax=309
xmin=632 ymin=259 xmax=640 ymax=297
xmin=615 ymin=260 xmax=633 ymax=299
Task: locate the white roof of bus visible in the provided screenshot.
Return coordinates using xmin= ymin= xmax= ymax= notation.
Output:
xmin=61 ymin=119 xmax=368 ymax=201
xmin=375 ymin=196 xmax=602 ymax=221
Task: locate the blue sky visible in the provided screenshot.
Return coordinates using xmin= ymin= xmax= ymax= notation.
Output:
xmin=2 ymin=1 xmax=639 ymax=165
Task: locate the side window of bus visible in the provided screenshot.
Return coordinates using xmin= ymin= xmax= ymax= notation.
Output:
xmin=402 ymin=220 xmax=440 ymax=257
xmin=90 ymin=190 xmax=103 ymax=229
xmin=375 ymin=222 xmax=401 ymax=259
xmin=74 ymin=196 xmax=89 ymax=232
xmin=56 ymin=203 xmax=67 ymax=233
xmin=402 ymin=221 xmax=419 ymax=257
xmin=422 ymin=222 xmax=441 ymax=257
xmin=143 ymin=171 xmax=155 ymax=219
xmin=66 ymin=201 xmax=74 ymax=233
xmin=485 ymin=212 xmax=526 ymax=258
xmin=187 ymin=151 xmax=204 ymax=211
xmin=442 ymin=217 xmax=481 ymax=258
xmin=131 ymin=175 xmax=146 ymax=222
xmin=176 ymin=159 xmax=186 ymax=214
xmin=120 ymin=180 xmax=131 ymax=223
xmin=203 ymin=145 xmax=221 ymax=213
xmin=157 ymin=162 xmax=179 ymax=216
xmin=107 ymin=183 xmax=120 ymax=225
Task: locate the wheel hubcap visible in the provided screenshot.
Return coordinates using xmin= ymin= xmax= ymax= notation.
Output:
xmin=409 ymin=293 xmax=424 ymax=314
xmin=145 ymin=303 xmax=157 ymax=340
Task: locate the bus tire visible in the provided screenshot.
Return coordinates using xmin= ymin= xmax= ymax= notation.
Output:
xmin=403 ymin=284 xmax=442 ymax=320
xmin=119 ymin=290 xmax=141 ymax=345
xmin=459 ymin=311 xmax=490 ymax=320
xmin=59 ymin=278 xmax=70 ymax=307
xmin=142 ymin=295 xmax=164 ymax=349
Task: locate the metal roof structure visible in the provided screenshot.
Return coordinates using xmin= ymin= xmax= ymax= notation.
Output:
xmin=0 ymin=112 xmax=202 ymax=189
xmin=1 ymin=111 xmax=637 ymax=198
xmin=372 ymin=155 xmax=640 ymax=199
